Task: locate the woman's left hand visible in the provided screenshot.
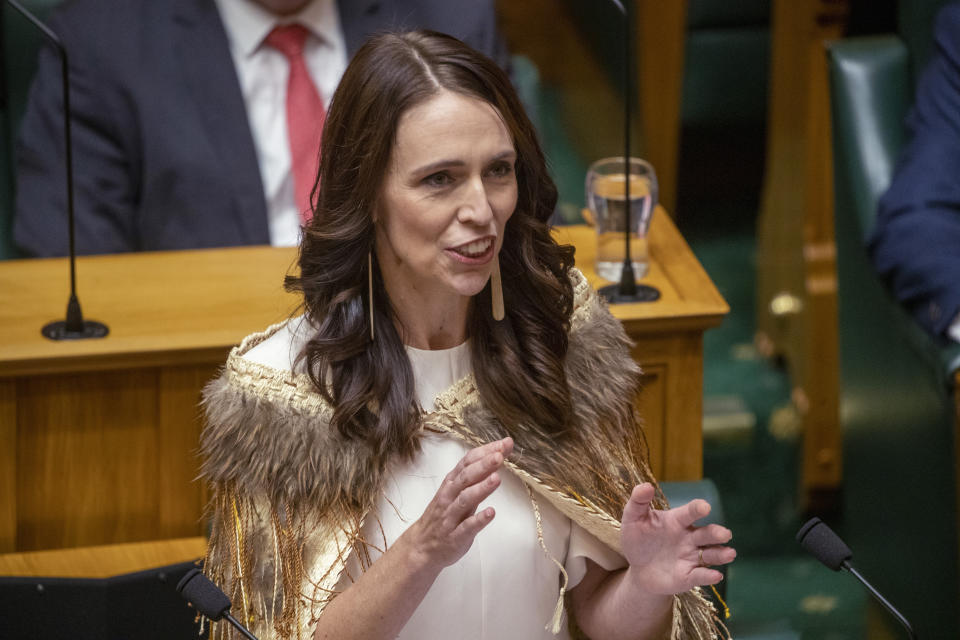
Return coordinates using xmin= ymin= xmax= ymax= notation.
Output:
xmin=619 ymin=482 xmax=736 ymax=595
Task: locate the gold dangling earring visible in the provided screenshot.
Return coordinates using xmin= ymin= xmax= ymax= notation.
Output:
xmin=368 ymin=251 xmax=375 ymax=341
xmin=491 ymin=255 xmax=505 ymax=321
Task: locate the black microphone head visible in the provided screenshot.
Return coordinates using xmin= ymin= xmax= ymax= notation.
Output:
xmin=176 ymin=568 xmax=232 ymax=620
xmin=796 ymin=517 xmax=853 ymax=571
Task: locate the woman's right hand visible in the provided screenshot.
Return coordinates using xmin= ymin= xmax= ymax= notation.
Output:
xmin=401 ymin=436 xmax=514 ymax=570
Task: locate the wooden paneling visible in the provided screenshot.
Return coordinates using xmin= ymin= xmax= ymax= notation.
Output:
xmin=636 ymin=0 xmax=687 ymax=214
xmin=755 ymin=0 xmax=849 ymax=509
xmin=0 ymin=380 xmax=16 ymax=552
xmin=16 ymin=370 xmax=159 ymax=550
xmin=0 ymin=537 xmax=206 ymax=578
xmin=10 ymin=364 xmax=220 ymax=551
xmin=158 ymin=365 xmax=220 ymax=539
xmin=633 ymin=334 xmax=704 ymax=481
xmin=798 ymin=39 xmax=842 ymax=503
xmin=638 ymin=364 xmax=666 ymax=478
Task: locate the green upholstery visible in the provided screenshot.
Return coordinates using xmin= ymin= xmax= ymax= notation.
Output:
xmin=828 ymin=37 xmax=960 ymax=637
xmin=681 ymin=0 xmax=769 ymax=128
xmin=1 ymin=0 xmax=63 ymax=260
xmin=830 ymin=37 xmax=911 ymax=232
xmin=680 ymin=26 xmax=769 ymax=127
xmin=685 ymin=0 xmax=768 ymax=30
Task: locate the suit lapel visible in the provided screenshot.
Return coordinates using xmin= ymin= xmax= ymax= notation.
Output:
xmin=172 ymin=0 xmax=269 ymax=244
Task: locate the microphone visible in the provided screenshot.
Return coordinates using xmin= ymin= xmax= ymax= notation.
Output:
xmin=598 ymin=0 xmax=659 ymax=304
xmin=176 ymin=568 xmax=260 ymax=640
xmin=6 ymin=0 xmax=108 ymax=340
xmin=797 ymin=518 xmax=917 ymax=639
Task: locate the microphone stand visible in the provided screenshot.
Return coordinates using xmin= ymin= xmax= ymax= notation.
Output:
xmin=598 ymin=0 xmax=659 ymax=304
xmin=842 ymin=561 xmax=917 ymax=640
xmin=797 ymin=518 xmax=917 ymax=639
xmin=6 ymin=0 xmax=108 ymax=340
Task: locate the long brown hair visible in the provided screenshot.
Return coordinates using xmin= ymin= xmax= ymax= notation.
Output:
xmin=285 ymin=31 xmax=575 ymax=461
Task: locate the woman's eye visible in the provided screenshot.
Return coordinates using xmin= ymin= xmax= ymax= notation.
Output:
xmin=488 ymin=162 xmax=514 ymax=178
xmin=423 ymin=172 xmax=453 ymax=187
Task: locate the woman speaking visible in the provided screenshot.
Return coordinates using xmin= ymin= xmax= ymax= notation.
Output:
xmin=199 ymin=30 xmax=734 ymax=640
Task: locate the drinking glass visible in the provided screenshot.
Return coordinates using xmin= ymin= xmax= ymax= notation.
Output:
xmin=585 ymin=157 xmax=658 ymax=282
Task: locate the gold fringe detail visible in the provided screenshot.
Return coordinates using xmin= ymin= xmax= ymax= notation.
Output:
xmin=671 ymin=595 xmax=683 ymax=640
xmin=231 ymin=497 xmax=251 ymax=626
xmin=525 ymin=484 xmax=569 ymax=634
xmin=710 ymin=584 xmax=731 ymax=619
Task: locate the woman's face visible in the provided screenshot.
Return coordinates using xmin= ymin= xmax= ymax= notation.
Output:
xmin=375 ymin=90 xmax=518 ymax=304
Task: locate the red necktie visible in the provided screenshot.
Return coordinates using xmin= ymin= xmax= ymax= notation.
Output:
xmin=265 ymin=24 xmax=325 ymax=223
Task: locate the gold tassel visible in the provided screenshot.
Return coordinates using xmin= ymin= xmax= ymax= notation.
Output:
xmin=525 ymin=484 xmax=568 ymax=634
xmin=710 ymin=584 xmax=730 ymax=619
xmin=231 ymin=497 xmax=251 ymax=626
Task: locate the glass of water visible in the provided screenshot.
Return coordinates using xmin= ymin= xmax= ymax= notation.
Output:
xmin=585 ymin=157 xmax=658 ymax=282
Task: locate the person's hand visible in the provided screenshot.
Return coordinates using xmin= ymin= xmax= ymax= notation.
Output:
xmin=402 ymin=437 xmax=514 ymax=571
xmin=620 ymin=483 xmax=735 ymax=595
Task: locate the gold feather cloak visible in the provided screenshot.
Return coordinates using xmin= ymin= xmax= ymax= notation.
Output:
xmin=198 ymin=269 xmax=727 ymax=639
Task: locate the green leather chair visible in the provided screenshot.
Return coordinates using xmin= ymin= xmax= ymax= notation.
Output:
xmin=828 ymin=36 xmax=960 ymax=638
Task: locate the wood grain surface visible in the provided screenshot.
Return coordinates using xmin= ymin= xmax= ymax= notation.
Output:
xmin=0 ymin=537 xmax=206 ymax=578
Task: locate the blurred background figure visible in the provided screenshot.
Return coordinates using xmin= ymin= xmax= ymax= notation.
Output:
xmin=11 ymin=0 xmax=508 ymax=256
xmin=870 ymin=3 xmax=960 ymax=346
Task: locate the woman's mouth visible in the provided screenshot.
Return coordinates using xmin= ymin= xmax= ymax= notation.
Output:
xmin=447 ymin=237 xmax=495 ymax=264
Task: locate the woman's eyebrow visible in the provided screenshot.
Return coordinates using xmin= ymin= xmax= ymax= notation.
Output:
xmin=410 ymin=150 xmax=515 ymax=176
xmin=411 ymin=159 xmax=465 ymax=175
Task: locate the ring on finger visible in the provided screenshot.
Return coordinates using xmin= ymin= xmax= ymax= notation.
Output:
xmin=698 ymin=548 xmax=705 ymax=567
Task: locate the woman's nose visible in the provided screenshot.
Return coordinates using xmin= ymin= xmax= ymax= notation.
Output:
xmin=457 ymin=177 xmax=494 ymax=225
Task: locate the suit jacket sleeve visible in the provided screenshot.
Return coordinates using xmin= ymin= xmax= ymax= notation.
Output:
xmin=14 ymin=2 xmax=141 ymax=257
xmin=869 ymin=3 xmax=960 ymax=337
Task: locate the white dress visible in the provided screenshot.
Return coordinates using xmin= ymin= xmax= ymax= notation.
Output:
xmin=245 ymin=318 xmax=625 ymax=639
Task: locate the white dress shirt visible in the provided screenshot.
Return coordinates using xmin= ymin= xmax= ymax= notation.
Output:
xmin=949 ymin=313 xmax=960 ymax=343
xmin=214 ymin=0 xmax=348 ymax=247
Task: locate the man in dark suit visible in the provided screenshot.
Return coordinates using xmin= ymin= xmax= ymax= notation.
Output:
xmin=870 ymin=2 xmax=960 ymax=344
xmin=13 ymin=0 xmax=508 ymax=256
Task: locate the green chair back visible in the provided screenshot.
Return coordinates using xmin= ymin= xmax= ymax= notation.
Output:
xmin=828 ymin=36 xmax=911 ymax=234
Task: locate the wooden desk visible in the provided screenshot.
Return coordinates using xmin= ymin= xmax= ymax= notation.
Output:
xmin=0 ymin=536 xmax=206 ymax=578
xmin=1 ymin=210 xmax=725 ymax=554
xmin=0 ymin=246 xmax=303 ymax=553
